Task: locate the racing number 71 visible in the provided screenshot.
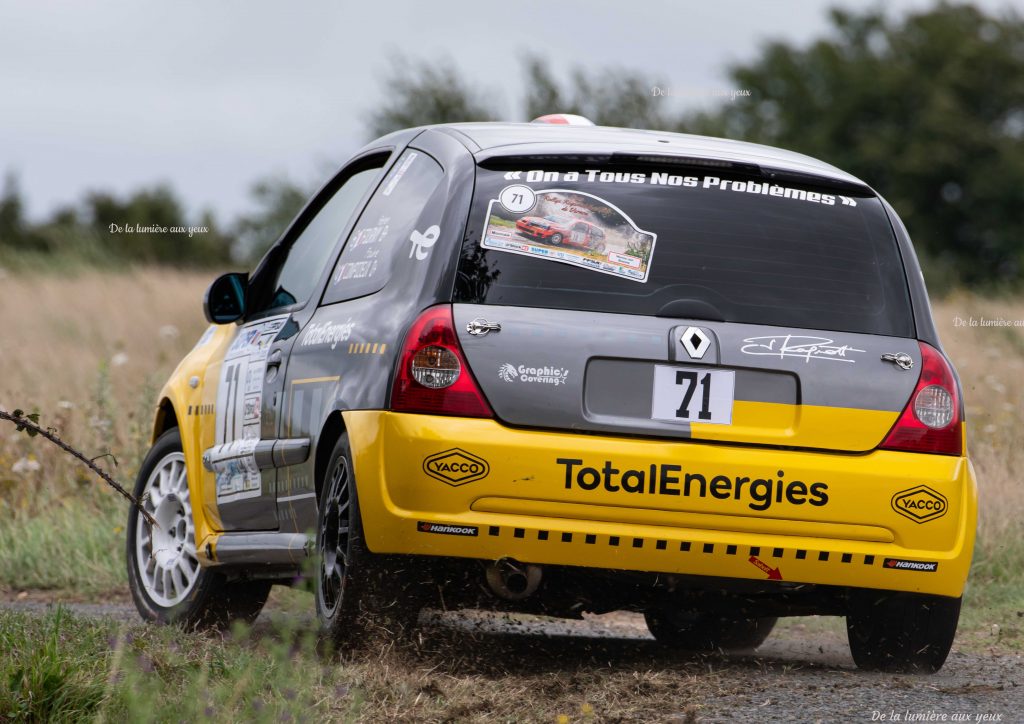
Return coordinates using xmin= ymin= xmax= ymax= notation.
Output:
xmin=675 ymin=371 xmax=712 ymax=421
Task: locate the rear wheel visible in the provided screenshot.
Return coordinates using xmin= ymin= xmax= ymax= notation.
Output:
xmin=127 ymin=428 xmax=271 ymax=627
xmin=315 ymin=434 xmax=420 ymax=650
xmin=644 ymin=608 xmax=777 ymax=651
xmin=846 ymin=591 xmax=961 ymax=672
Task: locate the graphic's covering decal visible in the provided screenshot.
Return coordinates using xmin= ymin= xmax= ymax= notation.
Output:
xmin=207 ymin=315 xmax=288 ymax=503
xmin=481 ymin=186 xmax=657 ymax=283
xmin=498 ymin=362 xmax=570 ymax=386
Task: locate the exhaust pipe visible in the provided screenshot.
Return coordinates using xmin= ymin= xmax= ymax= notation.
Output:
xmin=485 ymin=558 xmax=542 ymax=601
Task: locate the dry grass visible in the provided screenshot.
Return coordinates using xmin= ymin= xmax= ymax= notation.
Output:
xmin=0 ymin=267 xmax=211 ymax=592
xmin=931 ymin=295 xmax=1024 ymax=588
xmin=0 ymin=266 xmax=209 ymax=494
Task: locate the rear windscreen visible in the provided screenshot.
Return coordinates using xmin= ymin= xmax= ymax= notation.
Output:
xmin=453 ymin=165 xmax=914 ymax=337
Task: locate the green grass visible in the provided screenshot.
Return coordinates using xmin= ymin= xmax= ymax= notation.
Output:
xmin=0 ymin=608 xmax=361 ymax=722
xmin=0 ymin=496 xmax=126 ymax=596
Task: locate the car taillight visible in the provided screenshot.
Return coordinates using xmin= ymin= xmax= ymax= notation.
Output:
xmin=880 ymin=342 xmax=962 ymax=455
xmin=390 ymin=305 xmax=493 ymax=417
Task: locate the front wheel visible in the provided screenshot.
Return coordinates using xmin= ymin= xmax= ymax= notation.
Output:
xmin=548 ymin=232 xmax=563 ymax=245
xmin=847 ymin=591 xmax=961 ymax=672
xmin=126 ymin=428 xmax=270 ymax=627
xmin=644 ymin=608 xmax=777 ymax=651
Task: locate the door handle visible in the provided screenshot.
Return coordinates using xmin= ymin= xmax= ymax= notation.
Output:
xmin=266 ymin=349 xmax=284 ymax=368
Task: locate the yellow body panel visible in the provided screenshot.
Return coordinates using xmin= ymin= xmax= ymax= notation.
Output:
xmin=691 ymin=400 xmax=900 ymax=451
xmin=153 ymin=324 xmax=236 ymax=561
xmin=346 ymin=411 xmax=976 ymax=598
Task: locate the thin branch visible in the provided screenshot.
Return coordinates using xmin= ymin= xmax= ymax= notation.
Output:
xmin=0 ymin=409 xmax=157 ymax=527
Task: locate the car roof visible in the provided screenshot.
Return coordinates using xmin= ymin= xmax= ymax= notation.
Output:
xmin=433 ymin=122 xmax=867 ymax=187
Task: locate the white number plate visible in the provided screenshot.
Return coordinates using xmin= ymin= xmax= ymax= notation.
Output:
xmin=651 ymin=365 xmax=735 ymax=425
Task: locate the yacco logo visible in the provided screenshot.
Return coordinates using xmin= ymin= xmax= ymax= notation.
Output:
xmin=498 ymin=362 xmax=570 ymax=386
xmin=883 ymin=557 xmax=939 ymax=572
xmin=891 ymin=485 xmax=948 ymax=524
xmin=417 ymin=521 xmax=478 ymax=537
xmin=423 ymin=449 xmax=490 ymax=486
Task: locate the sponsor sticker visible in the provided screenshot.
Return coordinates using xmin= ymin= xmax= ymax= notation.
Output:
xmin=301 ymin=319 xmax=356 ymax=350
xmin=556 ymin=458 xmax=829 ymax=511
xmin=481 ymin=188 xmax=657 ymax=283
xmin=740 ymin=335 xmax=866 ymax=364
xmin=423 ymin=449 xmax=490 ymax=486
xmin=211 ymin=314 xmax=289 ymax=503
xmin=417 ymin=521 xmax=479 ymax=537
xmin=883 ymin=557 xmax=939 ymax=572
xmin=409 ymin=225 xmax=440 ymax=260
xmin=498 ymin=362 xmax=570 ymax=386
xmin=891 ymin=485 xmax=948 ymax=524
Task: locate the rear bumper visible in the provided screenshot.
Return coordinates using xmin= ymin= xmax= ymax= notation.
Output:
xmin=345 ymin=411 xmax=976 ymax=598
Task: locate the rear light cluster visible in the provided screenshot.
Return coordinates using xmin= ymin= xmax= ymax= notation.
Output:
xmin=390 ymin=305 xmax=493 ymax=418
xmin=880 ymin=342 xmax=962 ymax=456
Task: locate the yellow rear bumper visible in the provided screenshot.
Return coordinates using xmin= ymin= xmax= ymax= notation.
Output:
xmin=345 ymin=411 xmax=976 ymax=598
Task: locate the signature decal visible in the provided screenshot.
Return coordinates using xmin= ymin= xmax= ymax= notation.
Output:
xmin=740 ymin=335 xmax=866 ymax=364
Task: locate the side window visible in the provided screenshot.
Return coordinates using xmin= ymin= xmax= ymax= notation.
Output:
xmin=322 ymin=150 xmax=444 ymax=305
xmin=250 ymin=159 xmax=386 ymax=315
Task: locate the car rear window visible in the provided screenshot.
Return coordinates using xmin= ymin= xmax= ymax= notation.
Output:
xmin=453 ymin=164 xmax=914 ymax=338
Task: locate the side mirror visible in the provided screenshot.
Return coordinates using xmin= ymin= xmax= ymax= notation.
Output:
xmin=203 ymin=272 xmax=248 ymax=324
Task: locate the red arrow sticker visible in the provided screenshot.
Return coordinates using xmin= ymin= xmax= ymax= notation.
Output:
xmin=749 ymin=555 xmax=783 ymax=580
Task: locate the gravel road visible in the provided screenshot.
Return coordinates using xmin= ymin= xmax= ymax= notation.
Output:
xmin=3 ymin=599 xmax=1020 ymax=722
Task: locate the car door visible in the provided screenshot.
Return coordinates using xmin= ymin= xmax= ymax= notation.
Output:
xmin=276 ymin=148 xmax=448 ymax=528
xmin=202 ymin=154 xmax=388 ymax=531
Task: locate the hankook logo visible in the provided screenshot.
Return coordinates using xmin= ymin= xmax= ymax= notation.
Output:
xmin=417 ymin=521 xmax=478 ymax=537
xmin=891 ymin=485 xmax=948 ymax=524
xmin=423 ymin=448 xmax=490 ymax=486
xmin=884 ymin=557 xmax=939 ymax=572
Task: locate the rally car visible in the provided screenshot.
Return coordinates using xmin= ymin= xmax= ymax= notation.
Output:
xmin=127 ymin=116 xmax=976 ymax=673
xmin=515 ymin=214 xmax=607 ymax=253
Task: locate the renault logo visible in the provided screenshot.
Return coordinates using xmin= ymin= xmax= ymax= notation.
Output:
xmin=681 ymin=327 xmax=711 ymax=359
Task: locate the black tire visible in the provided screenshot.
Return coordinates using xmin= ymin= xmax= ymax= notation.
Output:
xmin=644 ymin=608 xmax=777 ymax=651
xmin=126 ymin=428 xmax=271 ymax=628
xmin=549 ymin=232 xmax=563 ymax=245
xmin=592 ymin=241 xmax=606 ymax=254
xmin=315 ymin=434 xmax=420 ymax=650
xmin=846 ymin=590 xmax=961 ymax=673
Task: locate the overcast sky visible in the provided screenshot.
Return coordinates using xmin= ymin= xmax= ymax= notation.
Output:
xmin=1 ymin=0 xmax=1020 ymax=223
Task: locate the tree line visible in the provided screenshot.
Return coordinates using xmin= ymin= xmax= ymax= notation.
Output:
xmin=1 ymin=3 xmax=1021 ymax=289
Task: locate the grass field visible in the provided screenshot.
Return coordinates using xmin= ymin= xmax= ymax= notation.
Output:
xmin=0 ymin=268 xmax=1021 ymax=720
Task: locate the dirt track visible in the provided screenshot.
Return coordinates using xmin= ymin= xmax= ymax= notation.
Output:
xmin=3 ymin=600 xmax=1020 ymax=722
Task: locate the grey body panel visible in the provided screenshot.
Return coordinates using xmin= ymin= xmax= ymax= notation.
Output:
xmin=213 ymin=532 xmax=309 ymax=567
xmin=453 ymin=304 xmax=919 ymax=445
